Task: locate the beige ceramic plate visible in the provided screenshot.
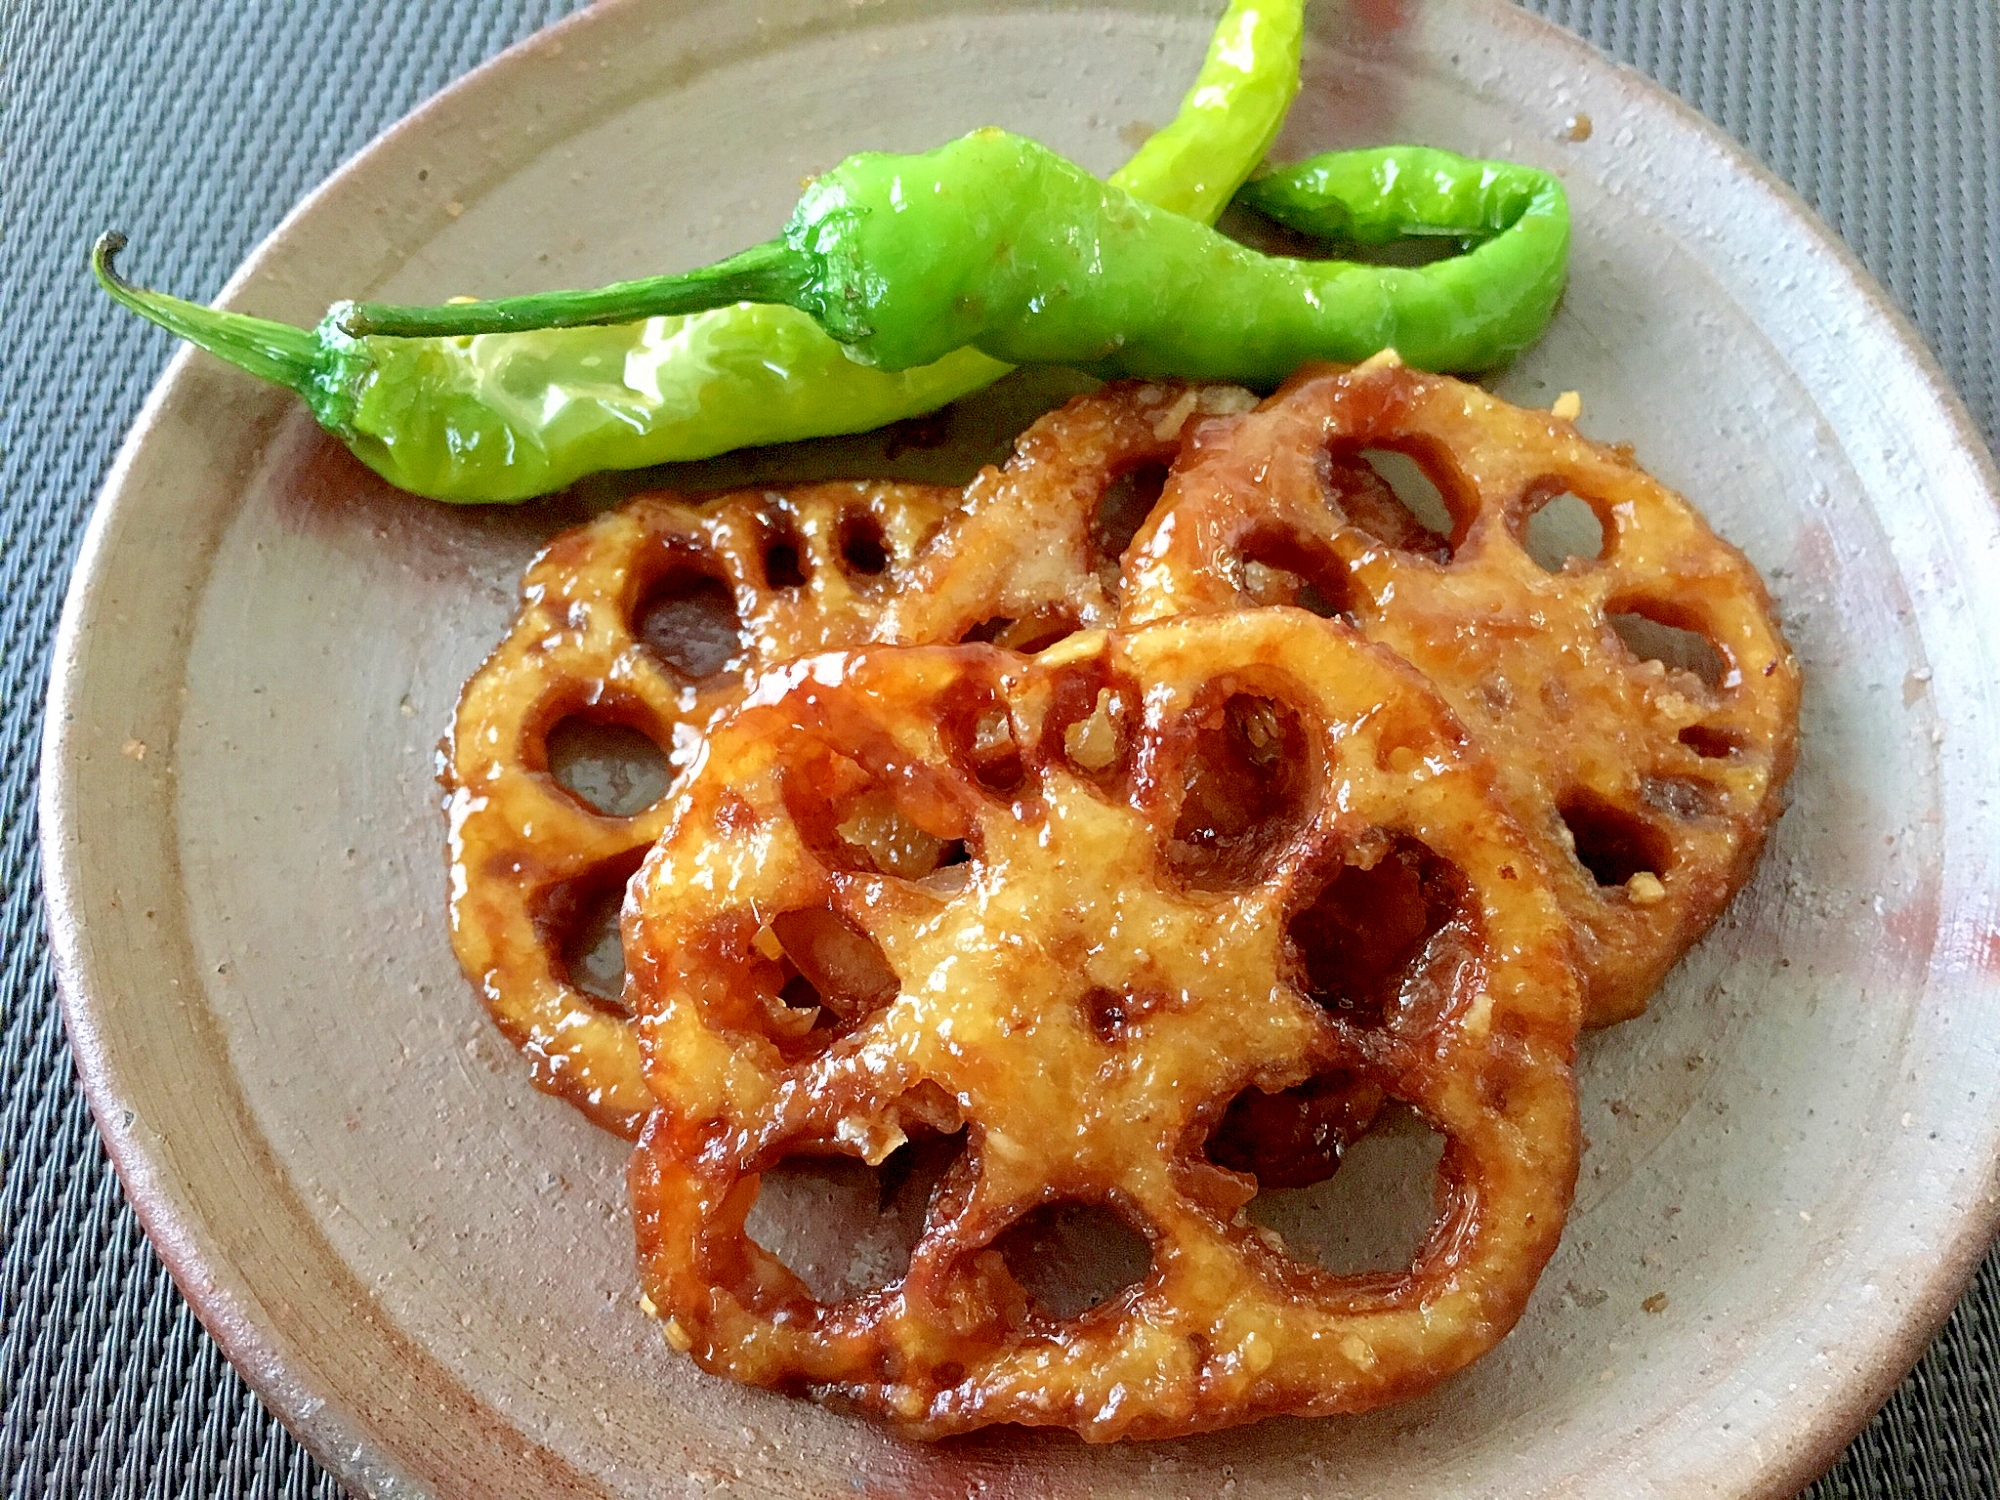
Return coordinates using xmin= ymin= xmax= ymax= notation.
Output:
xmin=42 ymin=1 xmax=2000 ymax=1495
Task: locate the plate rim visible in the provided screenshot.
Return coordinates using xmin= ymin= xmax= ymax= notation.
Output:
xmin=40 ymin=1 xmax=2000 ymax=1495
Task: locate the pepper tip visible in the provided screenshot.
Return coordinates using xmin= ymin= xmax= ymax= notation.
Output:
xmin=91 ymin=231 xmax=132 ymax=291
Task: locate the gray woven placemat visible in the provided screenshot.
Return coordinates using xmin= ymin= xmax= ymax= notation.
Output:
xmin=2 ymin=1 xmax=1993 ymax=1495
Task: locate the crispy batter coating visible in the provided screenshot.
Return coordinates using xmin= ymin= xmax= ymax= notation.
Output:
xmin=626 ymin=613 xmax=1581 ymax=1440
xmin=443 ymin=383 xmax=1239 ymax=1132
xmin=1122 ymin=362 xmax=1800 ymax=1023
xmin=442 ymin=360 xmax=1802 ymax=1438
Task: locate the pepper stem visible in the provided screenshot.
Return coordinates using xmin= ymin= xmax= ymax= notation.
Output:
xmin=91 ymin=233 xmax=324 ymax=396
xmin=339 ymin=239 xmax=806 ymax=339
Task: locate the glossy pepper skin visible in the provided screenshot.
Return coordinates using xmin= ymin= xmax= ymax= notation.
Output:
xmin=352 ymin=132 xmax=1569 ymax=383
xmin=92 ymin=0 xmax=1303 ymax=503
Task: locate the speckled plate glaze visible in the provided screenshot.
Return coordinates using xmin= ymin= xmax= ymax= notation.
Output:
xmin=41 ymin=1 xmax=2000 ymax=1496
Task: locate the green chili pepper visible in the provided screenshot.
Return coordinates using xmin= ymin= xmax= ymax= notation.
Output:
xmin=92 ymin=0 xmax=1303 ymax=503
xmin=343 ymin=131 xmax=1569 ymax=384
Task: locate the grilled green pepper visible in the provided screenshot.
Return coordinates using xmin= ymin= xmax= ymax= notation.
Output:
xmin=347 ymin=132 xmax=1569 ymax=382
xmin=92 ymin=0 xmax=1303 ymax=503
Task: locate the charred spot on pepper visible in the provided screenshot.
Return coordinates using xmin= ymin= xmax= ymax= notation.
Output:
xmin=1287 ymin=835 xmax=1470 ymax=1028
xmin=543 ymin=712 xmax=672 ymax=818
xmin=635 ymin=561 xmax=742 ymax=679
xmin=535 ymin=848 xmax=648 ymax=1016
xmin=1205 ymin=1070 xmax=1386 ymax=1189
xmin=990 ymin=1200 xmax=1154 ymax=1321
xmin=1166 ymin=692 xmax=1314 ymax=889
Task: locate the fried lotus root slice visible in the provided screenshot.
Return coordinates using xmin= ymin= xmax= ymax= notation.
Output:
xmin=625 ymin=610 xmax=1582 ymax=1440
xmin=444 ymin=383 xmax=1238 ymax=1133
xmin=879 ymin=378 xmax=1258 ymax=649
xmin=443 ymin=480 xmax=956 ymax=1133
xmin=1123 ymin=360 xmax=1801 ymax=1024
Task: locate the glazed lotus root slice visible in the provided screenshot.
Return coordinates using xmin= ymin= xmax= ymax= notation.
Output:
xmin=880 ymin=378 xmax=1260 ymax=649
xmin=625 ymin=610 xmax=1582 ymax=1440
xmin=443 ymin=480 xmax=957 ymax=1134
xmin=443 ymin=382 xmax=1236 ymax=1134
xmin=1122 ymin=359 xmax=1801 ymax=1024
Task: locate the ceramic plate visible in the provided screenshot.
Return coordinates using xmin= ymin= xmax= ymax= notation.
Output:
xmin=42 ymin=1 xmax=2000 ymax=1495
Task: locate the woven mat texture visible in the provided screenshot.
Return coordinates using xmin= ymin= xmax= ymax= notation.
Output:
xmin=2 ymin=1 xmax=1994 ymax=1495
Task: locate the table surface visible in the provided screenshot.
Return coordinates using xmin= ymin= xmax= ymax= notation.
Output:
xmin=4 ymin=1 xmax=1995 ymax=1495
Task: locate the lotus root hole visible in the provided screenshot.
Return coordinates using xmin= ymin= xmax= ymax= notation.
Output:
xmin=1521 ymin=490 xmax=1607 ymax=571
xmin=907 ymin=839 xmax=975 ymax=900
xmin=838 ymin=513 xmax=891 ymax=580
xmin=1047 ymin=665 xmax=1134 ymax=781
xmin=992 ymin=1202 xmax=1153 ymax=1320
xmin=767 ymin=907 xmax=899 ymax=1023
xmin=1092 ymin=460 xmax=1171 ymax=569
xmin=1609 ymin=606 xmax=1728 ymax=689
xmin=1678 ymin=723 xmax=1741 ymax=759
xmin=960 ymin=611 xmax=1079 ymax=654
xmin=539 ymin=852 xmax=646 ymax=1015
xmin=1206 ymin=1070 xmax=1386 ymax=1190
xmin=546 ymin=715 xmax=671 ymax=817
xmin=761 ymin=518 xmax=807 ymax=589
xmin=743 ymin=1133 xmax=963 ymax=1303
xmin=786 ymin=752 xmax=970 ymax=879
xmin=636 ymin=567 xmax=741 ymax=679
xmin=1325 ymin=446 xmax=1459 ymax=559
xmin=1243 ymin=1105 xmax=1447 ymax=1275
xmin=1558 ymin=791 xmax=1675 ymax=887
xmin=1168 ymin=694 xmax=1312 ymax=888
xmin=940 ymin=682 xmax=1027 ymax=795
xmin=1288 ymin=838 xmax=1466 ymax=1026
xmin=1238 ymin=528 xmax=1354 ymax=618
